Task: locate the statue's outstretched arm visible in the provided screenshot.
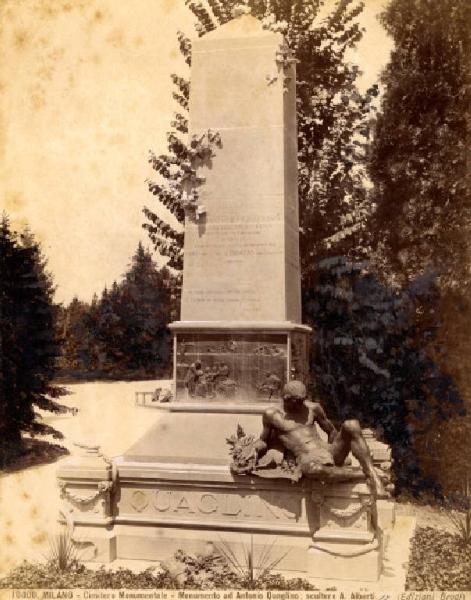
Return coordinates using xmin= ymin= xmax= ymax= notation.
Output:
xmin=306 ymin=401 xmax=338 ymax=443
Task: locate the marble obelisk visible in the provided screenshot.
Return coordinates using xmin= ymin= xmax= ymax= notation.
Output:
xmin=169 ymin=11 xmax=311 ymax=402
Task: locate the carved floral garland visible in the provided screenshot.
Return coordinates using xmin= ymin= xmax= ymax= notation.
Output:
xmin=326 ymin=501 xmax=370 ymax=521
xmin=58 ymin=480 xmax=112 ymax=506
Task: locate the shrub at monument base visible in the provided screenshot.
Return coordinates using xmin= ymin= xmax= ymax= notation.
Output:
xmin=1 ymin=535 xmax=317 ymax=590
xmin=406 ymin=527 xmax=471 ymax=590
xmin=0 ymin=562 xmax=177 ymax=590
xmin=0 ymin=553 xmax=316 ymax=590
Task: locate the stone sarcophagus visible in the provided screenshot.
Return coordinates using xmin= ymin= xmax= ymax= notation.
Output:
xmin=57 ymin=457 xmax=385 ymax=581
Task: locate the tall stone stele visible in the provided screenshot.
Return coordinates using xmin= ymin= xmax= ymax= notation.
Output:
xmin=169 ymin=10 xmax=311 ymax=403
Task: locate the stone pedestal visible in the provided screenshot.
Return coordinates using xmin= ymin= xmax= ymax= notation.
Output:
xmin=309 ymin=482 xmax=382 ymax=581
xmin=56 ymin=443 xmax=386 ymax=582
xmin=56 ymin=444 xmax=116 ymax=562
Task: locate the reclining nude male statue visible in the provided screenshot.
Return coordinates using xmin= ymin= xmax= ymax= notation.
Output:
xmin=228 ymin=380 xmax=389 ymax=533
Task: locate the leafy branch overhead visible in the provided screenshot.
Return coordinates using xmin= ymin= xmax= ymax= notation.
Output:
xmin=143 ymin=0 xmax=378 ymax=283
xmin=144 ymin=131 xmax=222 ymax=269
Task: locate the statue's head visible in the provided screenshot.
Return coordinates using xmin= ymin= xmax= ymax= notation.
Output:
xmin=282 ymin=380 xmax=306 ymax=410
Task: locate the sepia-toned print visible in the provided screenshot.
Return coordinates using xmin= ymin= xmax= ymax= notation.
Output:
xmin=1 ymin=0 xmax=470 ymax=594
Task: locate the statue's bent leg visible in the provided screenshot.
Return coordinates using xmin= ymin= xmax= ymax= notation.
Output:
xmin=300 ymin=460 xmax=365 ymax=483
xmin=333 ymin=420 xmax=385 ymax=533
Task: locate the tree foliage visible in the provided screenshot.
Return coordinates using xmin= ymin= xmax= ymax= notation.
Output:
xmin=0 ymin=215 xmax=67 ymax=466
xmin=305 ymin=256 xmax=465 ymax=492
xmin=143 ymin=0 xmax=378 ymax=288
xmin=57 ymin=243 xmax=175 ymax=379
xmin=369 ymin=0 xmax=471 ymax=287
xmin=367 ymin=0 xmax=471 ymax=494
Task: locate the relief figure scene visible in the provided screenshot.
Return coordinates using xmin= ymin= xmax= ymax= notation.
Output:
xmin=176 ymin=333 xmax=289 ymax=402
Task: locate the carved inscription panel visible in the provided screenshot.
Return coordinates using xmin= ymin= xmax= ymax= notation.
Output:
xmin=182 ymin=220 xmax=286 ymax=321
xmin=122 ymin=487 xmax=305 ymax=527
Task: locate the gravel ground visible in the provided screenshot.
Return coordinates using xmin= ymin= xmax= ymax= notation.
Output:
xmin=0 ymin=380 xmax=170 ymax=574
xmin=396 ymin=501 xmax=460 ymax=533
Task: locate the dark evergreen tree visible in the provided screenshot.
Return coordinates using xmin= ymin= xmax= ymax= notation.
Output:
xmin=143 ymin=0 xmax=378 ymax=291
xmin=305 ymin=256 xmax=465 ymax=493
xmin=94 ymin=283 xmax=126 ymax=374
xmin=57 ymin=244 xmax=174 ymax=380
xmin=0 ymin=215 xmax=67 ymax=466
xmin=57 ymin=297 xmax=91 ymax=373
xmin=81 ymin=293 xmax=101 ymax=373
xmin=368 ymin=0 xmax=471 ymax=495
xmin=117 ymin=243 xmax=172 ymax=376
xmin=369 ymin=0 xmax=470 ymax=286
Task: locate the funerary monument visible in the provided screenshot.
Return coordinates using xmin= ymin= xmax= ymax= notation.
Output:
xmin=57 ymin=9 xmax=395 ymax=583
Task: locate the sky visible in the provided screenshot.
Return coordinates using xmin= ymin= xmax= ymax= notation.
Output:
xmin=0 ymin=0 xmax=393 ymax=305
